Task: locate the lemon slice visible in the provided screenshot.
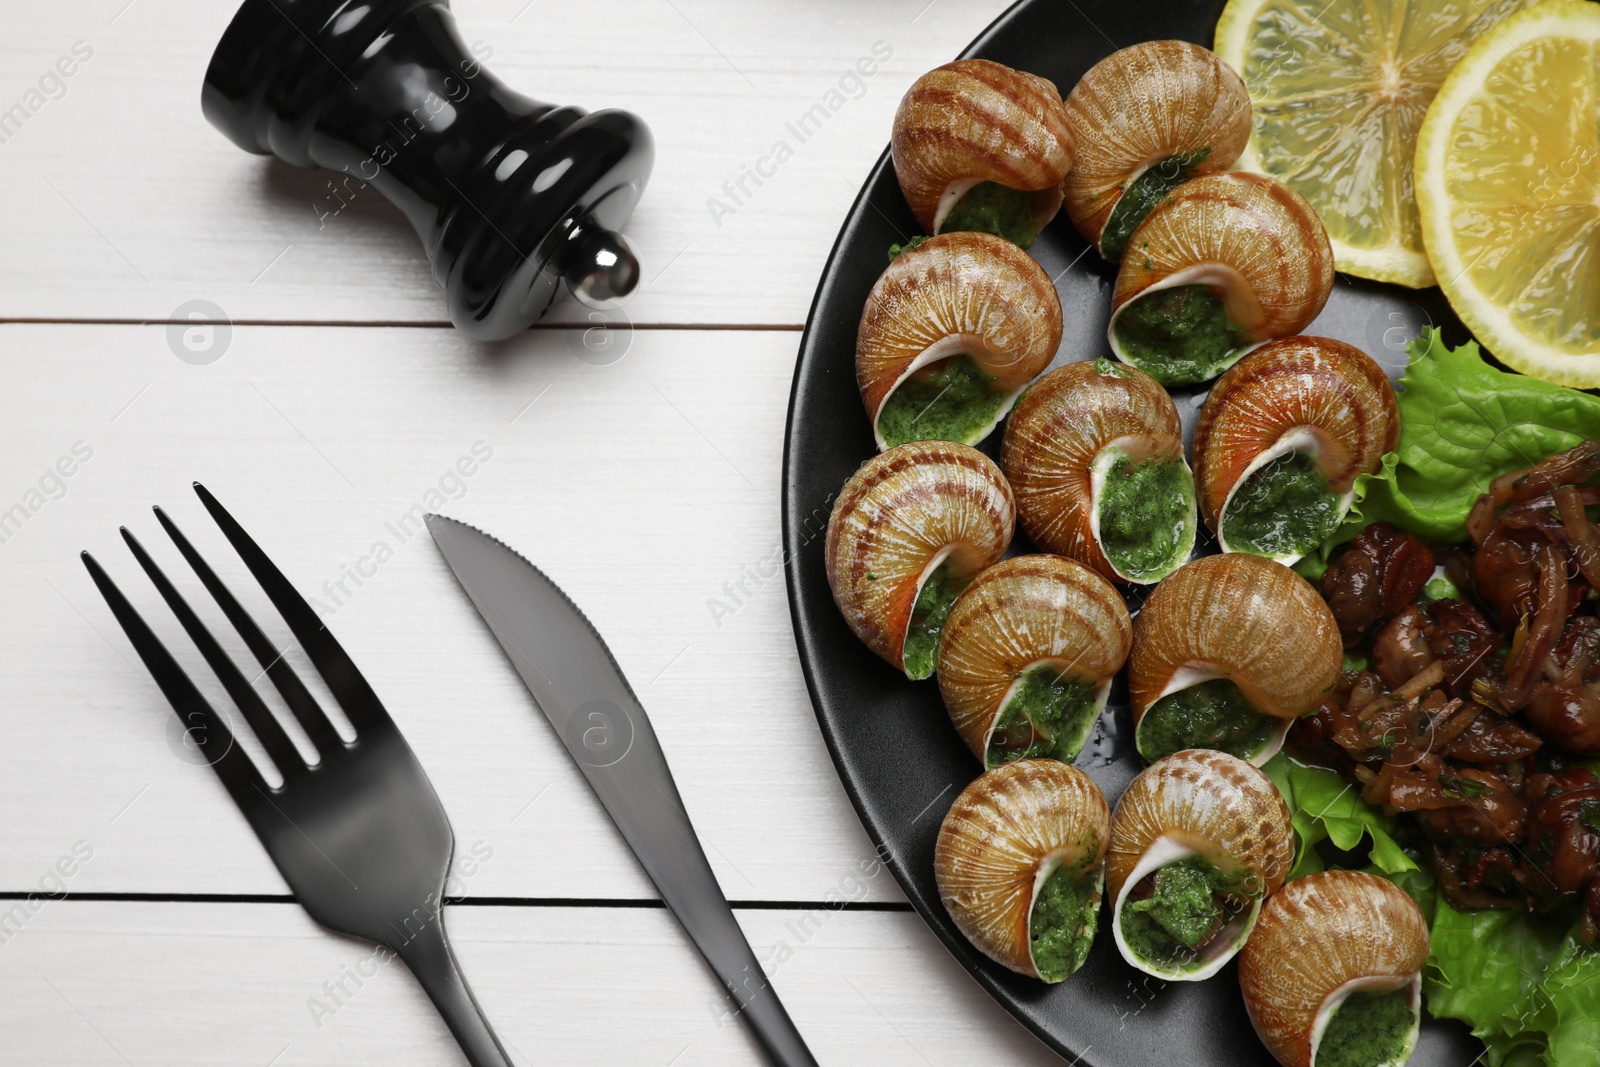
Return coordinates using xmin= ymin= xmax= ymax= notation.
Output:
xmin=1215 ymin=0 xmax=1546 ymax=288
xmin=1416 ymin=0 xmax=1600 ymax=385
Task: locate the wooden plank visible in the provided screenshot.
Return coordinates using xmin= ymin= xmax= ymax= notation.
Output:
xmin=0 ymin=320 xmax=929 ymax=901
xmin=0 ymin=0 xmax=1010 ymax=326
xmin=0 ymin=901 xmax=1066 ymax=1065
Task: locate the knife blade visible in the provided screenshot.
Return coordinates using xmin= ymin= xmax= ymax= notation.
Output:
xmin=425 ymin=515 xmax=820 ymax=1067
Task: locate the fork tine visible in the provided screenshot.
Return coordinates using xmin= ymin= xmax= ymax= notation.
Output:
xmin=154 ymin=506 xmax=345 ymax=755
xmin=80 ymin=550 xmax=262 ymax=799
xmin=193 ymin=483 xmax=393 ymax=733
xmin=120 ymin=528 xmax=308 ymax=778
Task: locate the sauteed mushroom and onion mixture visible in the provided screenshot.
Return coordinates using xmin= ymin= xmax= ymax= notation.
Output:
xmin=1307 ymin=444 xmax=1600 ymax=943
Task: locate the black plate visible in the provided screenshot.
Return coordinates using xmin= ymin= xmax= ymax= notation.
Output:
xmin=781 ymin=1 xmax=1484 ymax=1064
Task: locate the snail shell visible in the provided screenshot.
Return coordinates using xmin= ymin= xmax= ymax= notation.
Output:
xmin=938 ymin=555 xmax=1132 ymax=767
xmin=825 ymin=440 xmax=1015 ymax=679
xmin=1194 ymin=337 xmax=1400 ymax=565
xmin=1107 ymin=749 xmax=1293 ymax=981
xmin=1240 ymin=871 xmax=1430 ymax=1067
xmin=891 ymin=59 xmax=1075 ymax=243
xmin=857 ymin=232 xmax=1063 ymax=451
xmin=1128 ymin=553 xmax=1341 ymax=765
xmin=935 ymin=759 xmax=1110 ymax=982
xmin=1108 ymin=172 xmax=1335 ymax=387
xmin=1063 ymin=40 xmax=1251 ymax=260
xmin=1001 ymin=359 xmax=1196 ymax=584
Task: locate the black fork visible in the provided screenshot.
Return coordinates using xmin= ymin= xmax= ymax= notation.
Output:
xmin=82 ymin=484 xmax=513 ymax=1067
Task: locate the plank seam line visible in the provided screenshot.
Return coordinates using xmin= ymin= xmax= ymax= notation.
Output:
xmin=0 ymin=318 xmax=805 ymax=332
xmin=0 ymin=891 xmax=913 ymax=912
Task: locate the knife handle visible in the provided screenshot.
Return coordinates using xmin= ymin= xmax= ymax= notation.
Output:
xmin=567 ymin=701 xmax=820 ymax=1067
xmin=671 ymin=889 xmax=820 ymax=1067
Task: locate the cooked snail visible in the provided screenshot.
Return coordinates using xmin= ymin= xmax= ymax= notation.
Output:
xmin=1107 ymin=749 xmax=1293 ymax=981
xmin=858 ymin=232 xmax=1063 ymax=451
xmin=1063 ymin=40 xmax=1251 ymax=261
xmin=935 ymin=759 xmax=1110 ymax=982
xmin=1128 ymin=553 xmax=1341 ymax=764
xmin=825 ymin=440 xmax=1015 ymax=680
xmin=938 ymin=555 xmax=1132 ymax=767
xmin=1001 ymin=359 xmax=1196 ymax=584
xmin=891 ymin=59 xmax=1075 ymax=248
xmin=1239 ymin=871 xmax=1430 ymax=1067
xmin=1108 ymin=172 xmax=1335 ymax=387
xmin=1194 ymin=337 xmax=1399 ymax=565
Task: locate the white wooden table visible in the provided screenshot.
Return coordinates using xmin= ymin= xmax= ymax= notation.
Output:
xmin=0 ymin=1 xmax=1072 ymax=1063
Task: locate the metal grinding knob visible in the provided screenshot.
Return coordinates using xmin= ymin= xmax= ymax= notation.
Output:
xmin=561 ymin=225 xmax=642 ymax=311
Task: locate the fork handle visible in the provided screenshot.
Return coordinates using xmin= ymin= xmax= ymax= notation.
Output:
xmin=394 ymin=919 xmax=514 ymax=1067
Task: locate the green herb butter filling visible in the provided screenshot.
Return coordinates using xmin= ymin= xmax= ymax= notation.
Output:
xmin=1221 ymin=450 xmax=1344 ymax=559
xmin=1029 ymin=864 xmax=1100 ymax=982
xmin=1120 ymin=856 xmax=1249 ymax=969
xmin=902 ymin=562 xmax=959 ymax=681
xmin=1314 ymin=988 xmax=1416 ymax=1067
xmin=938 ymin=181 xmax=1043 ymax=248
xmin=1137 ymin=678 xmax=1277 ymax=762
xmin=1099 ymin=147 xmax=1210 ymax=261
xmin=886 ymin=235 xmax=930 ymax=262
xmin=986 ymin=666 xmax=1101 ymax=768
xmin=876 ymin=355 xmax=1002 ymax=449
xmin=1096 ymin=454 xmax=1194 ymax=581
xmin=1112 ymin=285 xmax=1251 ymax=386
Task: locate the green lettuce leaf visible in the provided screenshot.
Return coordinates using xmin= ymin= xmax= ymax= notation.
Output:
xmin=1424 ymin=900 xmax=1598 ymax=1067
xmin=1260 ymin=754 xmax=1416 ymax=880
xmin=1424 ymin=901 xmax=1571 ymax=1043
xmin=1539 ymin=935 xmax=1600 ymax=1066
xmin=1329 ymin=329 xmax=1600 ymax=547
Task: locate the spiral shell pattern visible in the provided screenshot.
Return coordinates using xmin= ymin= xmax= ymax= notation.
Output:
xmin=935 ymin=760 xmax=1110 ymax=980
xmin=1109 ymin=172 xmax=1334 ymax=352
xmin=891 ymin=59 xmax=1075 ymax=235
xmin=1129 ymin=553 xmax=1341 ymax=724
xmin=1106 ymin=749 xmax=1293 ymax=901
xmin=1194 ymin=336 xmax=1400 ymax=531
xmin=1063 ymin=40 xmax=1251 ymax=255
xmin=1107 ymin=749 xmax=1293 ymax=979
xmin=1001 ymin=360 xmax=1190 ymax=583
xmin=857 ymin=232 xmax=1063 ymax=450
xmin=938 ymin=555 xmax=1132 ymax=762
xmin=1239 ymin=872 xmax=1430 ymax=1067
xmin=825 ymin=440 xmax=1014 ymax=675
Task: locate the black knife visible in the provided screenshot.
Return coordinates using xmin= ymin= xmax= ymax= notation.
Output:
xmin=426 ymin=515 xmax=820 ymax=1067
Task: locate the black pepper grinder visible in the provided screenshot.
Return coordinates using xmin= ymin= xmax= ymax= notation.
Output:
xmin=203 ymin=0 xmax=654 ymax=340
